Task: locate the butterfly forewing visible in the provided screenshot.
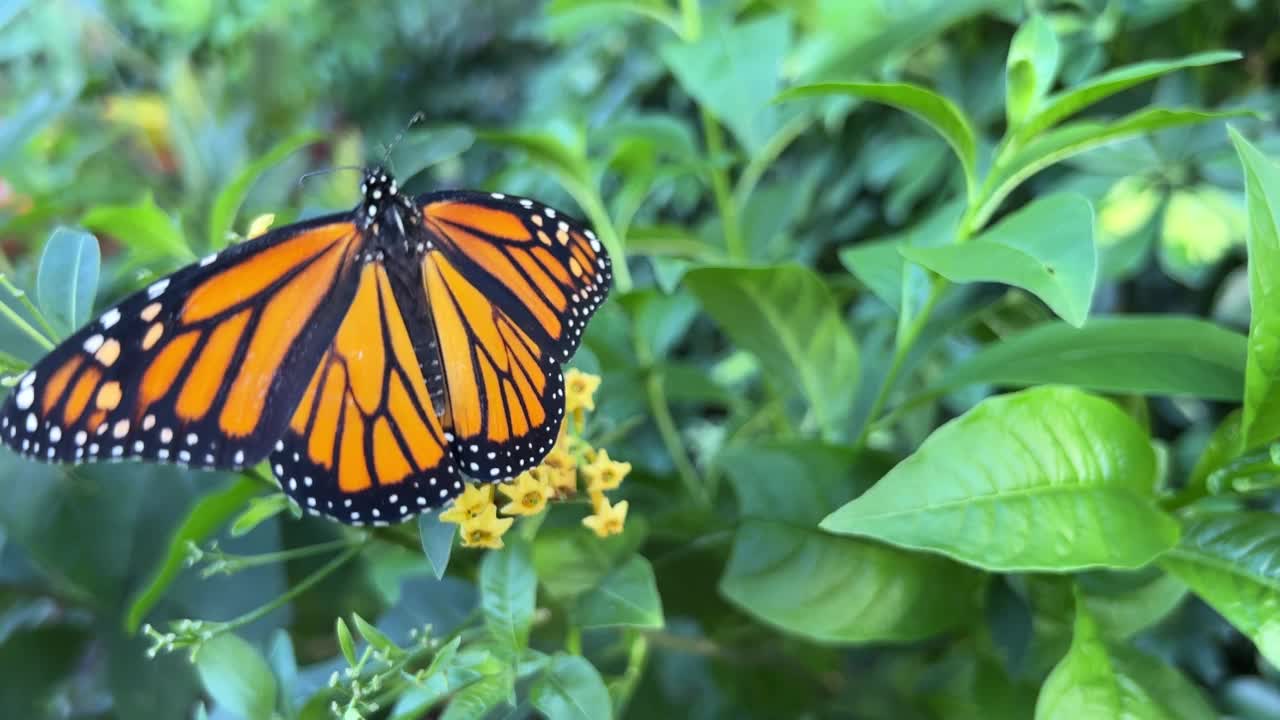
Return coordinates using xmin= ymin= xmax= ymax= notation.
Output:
xmin=417 ymin=192 xmax=612 ymax=480
xmin=0 ymin=215 xmax=365 ymax=469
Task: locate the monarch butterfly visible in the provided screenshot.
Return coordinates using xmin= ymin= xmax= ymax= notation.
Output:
xmin=0 ymin=167 xmax=611 ymax=526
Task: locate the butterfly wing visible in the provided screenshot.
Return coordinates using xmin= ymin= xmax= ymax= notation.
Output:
xmin=269 ymin=261 xmax=460 ymax=525
xmin=416 ymin=192 xmax=612 ymax=480
xmin=0 ymin=216 xmax=365 ymax=468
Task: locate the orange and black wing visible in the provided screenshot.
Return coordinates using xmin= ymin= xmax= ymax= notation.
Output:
xmin=0 ymin=215 xmax=365 ymax=470
xmin=268 ymin=261 xmax=460 ymax=525
xmin=417 ymin=192 xmax=612 ymax=480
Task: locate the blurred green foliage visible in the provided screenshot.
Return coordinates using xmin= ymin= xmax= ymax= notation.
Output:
xmin=1 ymin=0 xmax=1280 ymax=718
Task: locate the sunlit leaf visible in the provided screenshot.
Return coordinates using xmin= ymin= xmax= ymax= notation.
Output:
xmin=1231 ymin=130 xmax=1280 ymax=448
xmin=823 ymin=386 xmax=1178 ymax=571
xmin=902 ymin=193 xmax=1096 ymax=326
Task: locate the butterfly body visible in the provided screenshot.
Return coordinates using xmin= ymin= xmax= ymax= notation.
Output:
xmin=2 ymin=166 xmax=611 ymax=526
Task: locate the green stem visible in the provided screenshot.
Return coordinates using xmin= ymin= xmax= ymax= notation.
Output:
xmin=571 ymin=183 xmax=633 ymax=293
xmin=647 ymin=368 xmax=710 ymax=508
xmin=732 ymin=115 xmax=812 ymax=210
xmin=217 ymin=541 xmax=365 ymax=634
xmin=204 ymin=537 xmax=359 ymax=574
xmin=701 ymin=110 xmax=744 ymax=260
xmin=0 ymin=276 xmax=54 ymax=351
xmin=856 ymin=277 xmax=948 ymax=448
xmin=566 ymin=625 xmax=582 ymax=656
xmin=679 ymin=0 xmax=701 ymax=41
xmin=611 ymin=631 xmax=649 ymax=717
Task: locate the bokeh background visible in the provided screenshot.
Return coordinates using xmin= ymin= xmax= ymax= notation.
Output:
xmin=1 ymin=1 xmax=1279 ymax=718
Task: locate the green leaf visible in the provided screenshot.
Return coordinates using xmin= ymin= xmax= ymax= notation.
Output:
xmin=720 ymin=440 xmax=890 ymax=525
xmin=822 ymin=386 xmax=1179 ymax=572
xmin=576 ymin=555 xmax=664 ymax=630
xmin=194 ymin=633 xmax=278 ymax=720
xmin=206 ymin=130 xmax=321 ymax=249
xmin=335 ymin=618 xmax=357 ymax=667
xmin=720 ymin=519 xmax=983 ymax=644
xmin=1036 ymin=599 xmax=1215 ymax=720
xmin=1230 ymin=130 xmax=1280 ymax=449
xmin=839 ymin=201 xmax=963 ymax=311
xmin=979 ymin=108 xmax=1254 ymax=230
xmin=229 ymin=493 xmax=290 ymax=537
xmin=1005 ymin=14 xmax=1060 ymax=130
xmin=479 ymin=540 xmax=537 ymax=658
xmin=530 ymin=654 xmax=613 ymax=720
xmin=385 ymin=127 xmax=476 ymax=183
xmin=1160 ymin=512 xmax=1280 ymax=668
xmin=477 ymin=129 xmax=591 ymax=189
xmin=352 ymin=612 xmax=400 ymax=658
xmin=80 ymin=194 xmax=193 ymax=261
xmin=933 ymin=316 xmax=1246 ymax=401
xmin=418 ymin=513 xmax=456 ymax=581
xmin=125 ymin=476 xmax=261 ymax=631
xmin=1081 ymin=571 xmax=1187 ymax=640
xmin=685 ymin=265 xmax=859 ymax=440
xmin=777 ymin=82 xmax=978 ymax=199
xmin=901 ymin=193 xmax=1096 ymax=326
xmin=661 ymin=14 xmax=790 ymax=154
xmin=440 ymin=671 xmax=513 ymax=720
xmin=1017 ymin=51 xmax=1241 ymax=143
xmin=547 ymin=0 xmax=683 ymax=37
xmin=35 ymin=227 xmax=99 ymax=339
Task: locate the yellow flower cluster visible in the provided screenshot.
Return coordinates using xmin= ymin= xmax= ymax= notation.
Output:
xmin=439 ymin=369 xmax=632 ymax=548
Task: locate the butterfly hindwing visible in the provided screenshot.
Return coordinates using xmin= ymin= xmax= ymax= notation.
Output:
xmin=270 ymin=261 xmax=461 ymax=525
xmin=0 ymin=216 xmax=364 ymax=468
xmin=416 ymin=192 xmax=612 ymax=481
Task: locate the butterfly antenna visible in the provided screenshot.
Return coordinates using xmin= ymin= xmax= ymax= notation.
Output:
xmin=381 ymin=111 xmax=426 ymax=169
xmin=296 ymin=165 xmax=365 ymax=188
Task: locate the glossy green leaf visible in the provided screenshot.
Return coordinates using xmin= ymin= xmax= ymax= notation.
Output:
xmin=531 ymin=654 xmax=613 ymax=720
xmin=81 ymin=194 xmax=193 ymax=261
xmin=979 ymin=108 xmax=1253 ymax=230
xmin=720 ymin=519 xmax=983 ymax=644
xmin=441 ymin=671 xmax=513 ymax=720
xmin=778 ymin=82 xmax=977 ymax=197
xmin=418 ymin=513 xmax=456 ymax=581
xmin=1017 ymin=51 xmax=1241 ymax=143
xmin=1005 ymin=14 xmax=1059 ymax=130
xmin=194 ymin=633 xmax=277 ymax=720
xmin=352 ymin=612 xmax=400 ymax=658
xmin=685 ymin=265 xmax=859 ymax=440
xmin=35 ymin=227 xmax=99 ymax=339
xmin=479 ymin=540 xmax=536 ymax=657
xmin=206 ymin=130 xmax=321 ymax=249
xmin=1160 ymin=512 xmax=1280 ymax=667
xmin=576 ymin=555 xmax=664 ymax=629
xmin=1081 ymin=571 xmax=1187 ymax=639
xmin=902 ymin=193 xmax=1096 ymax=326
xmin=934 ymin=316 xmax=1246 ymax=401
xmin=125 ymin=476 xmax=262 ymax=631
xmin=661 ymin=14 xmax=789 ymax=154
xmin=823 ymin=386 xmax=1179 ymax=572
xmin=1036 ymin=600 xmax=1215 ymax=720
xmin=1231 ymin=130 xmax=1280 ymax=449
xmin=840 ymin=202 xmax=963 ymax=311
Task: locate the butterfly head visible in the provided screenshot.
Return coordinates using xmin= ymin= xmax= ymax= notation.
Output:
xmin=358 ymin=166 xmax=415 ymax=234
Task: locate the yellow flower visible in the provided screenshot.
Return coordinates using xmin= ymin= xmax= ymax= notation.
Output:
xmin=247 ymin=213 xmax=276 ymax=239
xmin=460 ymin=506 xmax=513 ymax=549
xmin=583 ymin=496 xmax=628 ymax=538
xmin=564 ymin=369 xmax=602 ymax=414
xmin=439 ymin=483 xmax=494 ymax=525
xmin=540 ymin=445 xmax=578 ymax=495
xmin=497 ymin=470 xmax=551 ymax=516
xmin=581 ymin=449 xmax=631 ymax=494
